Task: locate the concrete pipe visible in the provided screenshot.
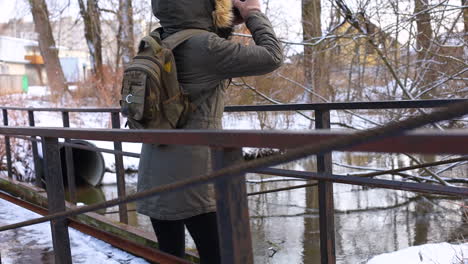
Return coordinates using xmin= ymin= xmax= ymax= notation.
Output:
xmin=36 ymin=140 xmax=106 ymax=188
xmin=59 ymin=140 xmax=106 ymax=187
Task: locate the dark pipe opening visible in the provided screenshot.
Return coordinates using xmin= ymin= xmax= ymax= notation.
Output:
xmin=59 ymin=140 xmax=105 ymax=187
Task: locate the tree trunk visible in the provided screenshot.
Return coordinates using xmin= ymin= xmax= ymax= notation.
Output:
xmin=463 ymin=0 xmax=468 ymax=34
xmin=28 ymin=0 xmax=68 ymax=97
xmin=118 ymin=0 xmax=135 ymax=68
xmin=414 ymin=0 xmax=436 ymax=97
xmin=463 ymin=0 xmax=468 ymax=58
xmin=78 ymin=0 xmax=103 ymax=81
xmin=301 ymin=0 xmax=330 ymax=103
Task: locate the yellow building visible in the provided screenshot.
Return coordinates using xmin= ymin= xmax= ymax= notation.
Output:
xmin=330 ymin=19 xmax=401 ymax=67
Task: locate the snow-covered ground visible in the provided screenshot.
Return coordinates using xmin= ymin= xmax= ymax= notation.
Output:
xmin=367 ymin=243 xmax=468 ymax=264
xmin=0 ymin=198 xmax=148 ymax=264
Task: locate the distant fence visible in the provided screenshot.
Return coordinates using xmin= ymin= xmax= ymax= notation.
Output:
xmin=0 ymin=75 xmax=24 ymax=95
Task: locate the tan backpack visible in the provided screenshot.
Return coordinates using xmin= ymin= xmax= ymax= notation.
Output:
xmin=120 ymin=29 xmax=205 ymax=129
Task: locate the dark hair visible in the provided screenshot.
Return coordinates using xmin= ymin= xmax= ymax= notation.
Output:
xmin=216 ymin=26 xmax=234 ymax=39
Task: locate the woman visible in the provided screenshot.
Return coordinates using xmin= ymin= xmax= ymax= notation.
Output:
xmin=137 ymin=0 xmax=283 ymax=263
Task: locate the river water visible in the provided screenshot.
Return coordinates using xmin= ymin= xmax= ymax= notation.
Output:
xmin=0 ymin=153 xmax=466 ymax=263
xmin=82 ymin=152 xmax=467 ymax=264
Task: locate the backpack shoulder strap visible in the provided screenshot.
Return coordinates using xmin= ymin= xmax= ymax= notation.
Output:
xmin=139 ymin=36 xmax=162 ymax=54
xmin=162 ymin=29 xmax=207 ymax=50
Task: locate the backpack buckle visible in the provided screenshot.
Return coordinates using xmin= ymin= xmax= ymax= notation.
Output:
xmin=126 ymin=94 xmax=134 ymax=104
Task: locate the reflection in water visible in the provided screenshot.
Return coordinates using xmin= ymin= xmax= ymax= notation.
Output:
xmin=73 ymin=185 xmax=107 ymax=214
xmin=302 ymin=156 xmax=321 ymax=264
xmin=302 ymin=187 xmax=320 ymax=264
xmin=75 ymin=153 xmax=466 ymax=264
xmin=413 ymin=200 xmax=432 ymax=246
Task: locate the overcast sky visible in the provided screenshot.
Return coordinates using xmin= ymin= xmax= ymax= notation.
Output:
xmin=0 ymin=0 xmax=30 ymax=23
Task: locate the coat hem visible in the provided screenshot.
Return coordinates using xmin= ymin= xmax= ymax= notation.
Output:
xmin=137 ymin=205 xmax=217 ymax=221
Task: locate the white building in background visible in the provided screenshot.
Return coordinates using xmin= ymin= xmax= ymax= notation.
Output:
xmin=0 ymin=35 xmax=33 ymax=75
xmin=0 ymin=16 xmax=150 ymax=69
xmin=0 ymin=16 xmax=153 ymax=95
xmin=0 ymin=35 xmax=90 ymax=95
xmin=0 ymin=36 xmax=35 ymax=95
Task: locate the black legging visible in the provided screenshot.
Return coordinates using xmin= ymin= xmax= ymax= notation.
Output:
xmin=151 ymin=212 xmax=221 ymax=264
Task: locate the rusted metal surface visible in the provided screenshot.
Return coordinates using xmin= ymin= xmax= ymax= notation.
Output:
xmin=315 ymin=110 xmax=336 ymax=264
xmin=13 ymin=134 xmax=141 ymax=158
xmin=0 ymin=99 xmax=467 ymax=264
xmin=62 ymin=111 xmax=77 ymax=204
xmin=225 ymin=99 xmax=468 ymax=112
xmin=0 ymin=190 xmax=49 ymax=215
xmin=213 ymin=148 xmax=254 ymax=264
xmin=2 ymin=99 xmax=467 ymax=234
xmin=2 ymin=109 xmax=12 ymax=178
xmin=111 ymin=112 xmax=128 ymax=224
xmin=254 ymin=168 xmax=468 ymax=197
xmin=41 ymin=137 xmax=72 ymax=264
xmin=0 ymin=106 xmax=120 ymax=113
xmin=0 ymin=192 xmax=193 ymax=264
xmin=250 ymin=156 xmax=468 ymax=196
xmin=0 ymin=127 xmax=467 ymax=154
xmin=1 ymin=99 xmax=466 ymax=113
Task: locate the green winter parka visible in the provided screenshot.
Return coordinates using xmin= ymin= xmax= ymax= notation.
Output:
xmin=137 ymin=0 xmax=283 ymax=220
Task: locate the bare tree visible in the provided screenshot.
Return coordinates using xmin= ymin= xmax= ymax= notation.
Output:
xmin=301 ymin=0 xmax=331 ymax=103
xmin=118 ymin=0 xmax=135 ymax=68
xmin=28 ymin=0 xmax=68 ymax=97
xmin=414 ymin=0 xmax=436 ymax=97
xmin=78 ymin=0 xmax=104 ymax=81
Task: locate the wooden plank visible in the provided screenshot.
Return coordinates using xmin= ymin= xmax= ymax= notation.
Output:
xmin=315 ymin=110 xmax=336 ymax=264
xmin=111 ymin=112 xmax=128 ymax=224
xmin=41 ymin=137 xmax=72 ymax=264
xmin=62 ymin=111 xmax=77 ymax=204
xmin=2 ymin=109 xmax=12 ymax=178
xmin=212 ymin=148 xmax=254 ymax=264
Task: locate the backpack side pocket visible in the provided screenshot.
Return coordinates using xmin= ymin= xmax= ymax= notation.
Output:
xmin=121 ymin=70 xmax=157 ymax=129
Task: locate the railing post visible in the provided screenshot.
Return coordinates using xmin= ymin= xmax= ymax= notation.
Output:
xmin=2 ymin=109 xmax=13 ymax=178
xmin=212 ymin=148 xmax=254 ymax=264
xmin=62 ymin=111 xmax=77 ymax=204
xmin=111 ymin=112 xmax=128 ymax=224
xmin=28 ymin=110 xmax=43 ymax=187
xmin=315 ymin=110 xmax=336 ymax=264
xmin=1 ymin=110 xmax=12 ymax=177
xmin=42 ymin=137 xmax=72 ymax=264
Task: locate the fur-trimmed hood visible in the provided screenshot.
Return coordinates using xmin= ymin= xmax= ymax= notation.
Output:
xmin=152 ymin=0 xmax=233 ymax=35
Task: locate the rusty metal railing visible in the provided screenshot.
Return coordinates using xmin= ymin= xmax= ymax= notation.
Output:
xmin=1 ymin=99 xmax=466 ymax=226
xmin=0 ymin=99 xmax=467 ymax=264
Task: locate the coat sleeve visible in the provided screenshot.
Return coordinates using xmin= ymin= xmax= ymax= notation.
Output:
xmin=204 ymin=12 xmax=283 ymax=79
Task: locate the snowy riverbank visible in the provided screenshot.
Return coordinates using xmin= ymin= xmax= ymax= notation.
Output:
xmin=0 ymin=198 xmax=148 ymax=264
xmin=367 ymin=242 xmax=468 ymax=264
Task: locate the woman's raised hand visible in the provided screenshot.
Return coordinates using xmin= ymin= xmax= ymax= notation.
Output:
xmin=233 ymin=0 xmax=262 ymax=20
